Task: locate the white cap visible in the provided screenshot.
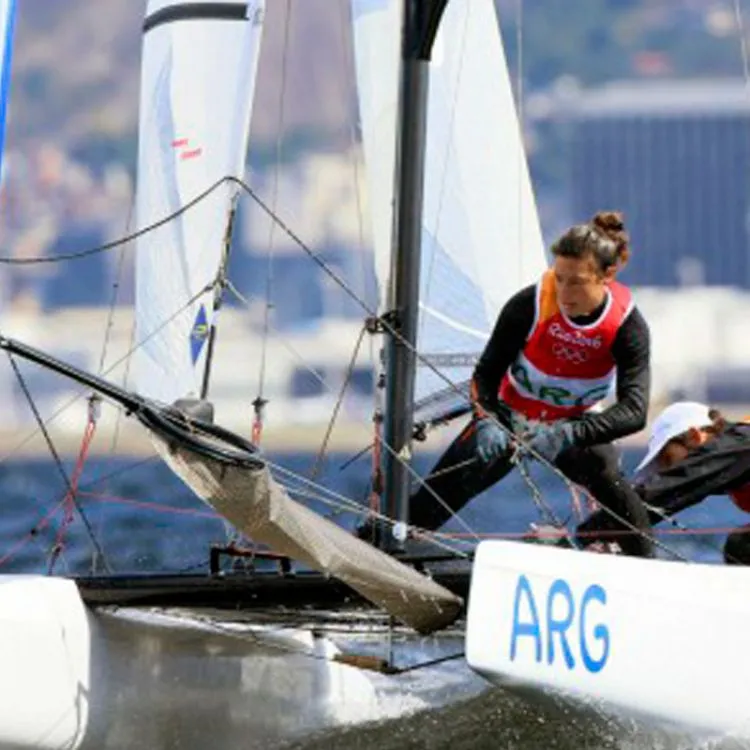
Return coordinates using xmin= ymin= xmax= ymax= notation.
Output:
xmin=634 ymin=401 xmax=713 ymax=475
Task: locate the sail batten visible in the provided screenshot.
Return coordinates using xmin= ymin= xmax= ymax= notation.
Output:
xmin=144 ymin=2 xmax=251 ymax=33
xmin=134 ymin=0 xmax=265 ymax=405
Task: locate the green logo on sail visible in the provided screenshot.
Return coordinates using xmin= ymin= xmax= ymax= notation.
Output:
xmin=190 ymin=305 xmax=210 ymax=364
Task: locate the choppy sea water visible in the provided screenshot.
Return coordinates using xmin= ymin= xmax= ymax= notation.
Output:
xmin=282 ymin=689 xmax=750 ymax=750
xmin=0 ymin=447 xmax=739 ymax=574
xmin=1 ymin=447 xmax=748 ymax=749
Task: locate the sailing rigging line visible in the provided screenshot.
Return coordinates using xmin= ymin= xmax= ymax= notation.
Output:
xmin=253 ymin=460 xmax=368 ymax=516
xmin=438 ymin=525 xmax=750 ymax=540
xmin=60 ymin=484 xmax=749 ymax=545
xmin=642 ymin=501 xmax=744 ymax=564
xmin=204 ymin=202 xmax=243 ymax=547
xmin=209 ymin=178 xmax=659 ymax=555
xmin=108 ymin=312 xmax=138 ymax=458
xmin=96 ymin=198 xmax=136 ymax=378
xmin=78 ymin=491 xmax=217 ymax=519
xmin=387 ymin=650 xmax=465 ymax=675
xmin=419 ymin=456 xmax=475 ymax=482
xmin=339 ymin=407 xmax=478 ymax=482
xmin=514 ymin=454 xmax=578 ymax=547
xmin=267 ymin=459 xmax=471 ymax=558
xmin=336 ymin=0 xmax=374 ymax=392
xmin=309 ymin=324 xmax=367 ymax=481
xmin=0 ymin=283 xmax=211 ymax=472
xmin=253 ymin=0 xmax=293 ymax=445
xmin=225 ymin=280 xmax=462 ymax=535
xmin=0 ymin=171 xmax=658 ymax=555
xmin=335 ymin=0 xmax=382 ymax=518
xmin=0 ymin=177 xmax=231 ymax=265
xmin=0 ymin=456 xmax=164 ymax=569
xmin=48 ymin=399 xmax=99 ymax=574
xmin=417 ymin=3 xmax=470 ymax=347
xmin=516 ymin=0 xmax=525 ymax=274
xmin=338 ymin=442 xmax=373 ymax=471
xmin=0 ymin=496 xmax=68 ymax=569
xmin=74 ymin=456 xmax=160 ymax=497
xmin=93 ymin=197 xmax=137 ymax=572
xmin=224 ymin=279 xmax=339 ymax=395
xmin=231 ymin=175 xmax=670 ymax=553
xmin=0 ymin=476 xmax=733 ymax=573
xmin=5 ymin=354 xmax=110 ymax=570
xmin=142 ymin=611 xmax=462 ymax=676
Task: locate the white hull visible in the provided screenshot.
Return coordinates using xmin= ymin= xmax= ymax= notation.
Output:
xmin=466 ymin=540 xmax=750 ymax=738
xmin=0 ymin=576 xmax=484 ymax=750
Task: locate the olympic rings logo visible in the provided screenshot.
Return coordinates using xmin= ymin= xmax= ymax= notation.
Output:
xmin=552 ymin=342 xmax=589 ymax=364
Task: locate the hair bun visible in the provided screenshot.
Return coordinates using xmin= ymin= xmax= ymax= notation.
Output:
xmin=592 ymin=211 xmax=625 ymax=233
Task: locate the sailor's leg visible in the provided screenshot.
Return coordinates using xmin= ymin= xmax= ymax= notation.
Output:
xmin=406 ymin=419 xmax=516 ymax=532
xmin=724 ymin=524 xmax=750 ymax=564
xmin=557 ymin=444 xmax=653 ymax=557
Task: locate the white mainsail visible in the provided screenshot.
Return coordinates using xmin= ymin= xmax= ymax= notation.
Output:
xmin=0 ymin=0 xmax=16 ymax=181
xmin=134 ymin=0 xmax=265 ymax=404
xmin=350 ymin=0 xmax=403 ymax=303
xmin=351 ymin=0 xmax=548 ymax=406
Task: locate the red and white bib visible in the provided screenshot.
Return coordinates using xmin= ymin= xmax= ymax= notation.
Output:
xmin=499 ymin=270 xmax=633 ymax=421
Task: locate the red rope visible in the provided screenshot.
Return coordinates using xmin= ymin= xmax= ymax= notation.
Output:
xmin=77 ymin=490 xmax=218 ymax=518
xmin=251 ymin=414 xmax=263 ymax=445
xmin=251 ymin=397 xmax=266 ymax=446
xmin=369 ymin=418 xmax=382 ymax=514
xmin=48 ymin=414 xmax=97 ymax=572
xmin=439 ymin=525 xmax=750 ymax=540
xmin=0 ymin=498 xmax=66 ymax=569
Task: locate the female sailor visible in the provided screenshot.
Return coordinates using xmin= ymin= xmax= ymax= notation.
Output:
xmin=405 ymin=211 xmax=654 ymax=556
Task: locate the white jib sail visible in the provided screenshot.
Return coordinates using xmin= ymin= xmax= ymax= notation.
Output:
xmin=0 ymin=0 xmax=17 ymax=182
xmin=350 ymin=0 xmax=403 ymax=305
xmin=134 ymin=0 xmax=265 ymax=404
xmin=352 ymin=1 xmax=548 ymax=407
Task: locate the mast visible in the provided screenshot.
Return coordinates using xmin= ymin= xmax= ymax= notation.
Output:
xmin=381 ymin=0 xmax=448 ymax=551
xmin=199 ymin=199 xmax=239 ymax=400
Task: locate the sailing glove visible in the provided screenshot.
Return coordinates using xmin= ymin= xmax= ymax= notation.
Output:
xmin=475 ymin=417 xmax=510 ymax=465
xmin=526 ymin=421 xmax=575 ymax=464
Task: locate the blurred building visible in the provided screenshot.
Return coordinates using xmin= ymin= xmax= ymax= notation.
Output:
xmin=562 ymin=79 xmax=750 ymax=289
xmin=522 ymin=79 xmax=750 ymax=407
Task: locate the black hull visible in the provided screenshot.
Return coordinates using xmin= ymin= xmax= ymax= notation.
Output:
xmin=77 ymin=566 xmax=473 ymax=620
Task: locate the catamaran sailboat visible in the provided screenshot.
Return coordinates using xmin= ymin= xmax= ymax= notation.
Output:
xmin=8 ymin=0 xmax=746 ymax=747
xmin=0 ymin=0 xmax=543 ymax=748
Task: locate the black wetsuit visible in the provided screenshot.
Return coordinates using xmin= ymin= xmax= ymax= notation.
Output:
xmin=627 ymin=423 xmax=750 ymax=563
xmin=408 ymin=283 xmax=654 ymax=557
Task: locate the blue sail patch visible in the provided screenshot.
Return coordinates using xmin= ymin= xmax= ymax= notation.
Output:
xmin=0 ymin=0 xmax=18 ymax=182
xmin=190 ymin=305 xmax=210 ymax=364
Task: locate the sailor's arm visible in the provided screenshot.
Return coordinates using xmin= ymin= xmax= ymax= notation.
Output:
xmin=638 ymin=424 xmax=750 ymax=517
xmin=569 ymin=306 xmax=651 ymax=447
xmin=470 ymin=284 xmax=535 ymax=424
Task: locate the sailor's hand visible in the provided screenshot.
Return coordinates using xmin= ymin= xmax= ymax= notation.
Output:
xmin=474 ymin=417 xmax=510 ymax=465
xmin=525 ymin=421 xmax=575 ymax=464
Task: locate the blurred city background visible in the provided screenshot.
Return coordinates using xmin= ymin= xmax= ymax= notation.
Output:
xmin=2 ymin=0 xmax=750 ymax=454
